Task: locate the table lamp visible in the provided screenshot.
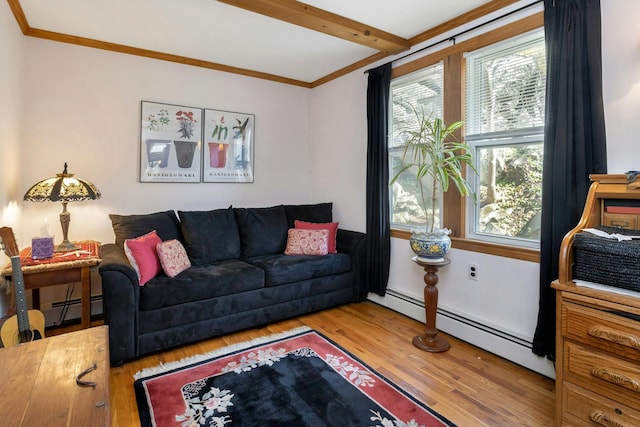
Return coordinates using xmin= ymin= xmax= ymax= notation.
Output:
xmin=23 ymin=163 xmax=101 ymax=252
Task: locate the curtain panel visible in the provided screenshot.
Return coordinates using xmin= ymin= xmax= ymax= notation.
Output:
xmin=532 ymin=0 xmax=607 ymax=360
xmin=365 ymin=63 xmax=392 ymax=296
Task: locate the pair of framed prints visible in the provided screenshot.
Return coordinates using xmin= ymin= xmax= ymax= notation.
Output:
xmin=140 ymin=101 xmax=254 ymax=183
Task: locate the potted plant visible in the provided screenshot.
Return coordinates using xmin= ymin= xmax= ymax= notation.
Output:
xmin=390 ymin=106 xmax=475 ymax=262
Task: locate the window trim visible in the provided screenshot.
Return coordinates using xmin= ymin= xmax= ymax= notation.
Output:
xmin=389 ymin=12 xmax=544 ymax=263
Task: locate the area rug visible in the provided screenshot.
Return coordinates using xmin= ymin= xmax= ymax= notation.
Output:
xmin=134 ymin=326 xmax=455 ymax=427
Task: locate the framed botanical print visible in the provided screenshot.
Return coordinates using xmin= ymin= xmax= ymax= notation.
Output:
xmin=202 ymin=108 xmax=254 ymax=183
xmin=140 ymin=101 xmax=202 ymax=183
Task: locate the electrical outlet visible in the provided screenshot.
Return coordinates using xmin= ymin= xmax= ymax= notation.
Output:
xmin=468 ymin=263 xmax=479 ymax=281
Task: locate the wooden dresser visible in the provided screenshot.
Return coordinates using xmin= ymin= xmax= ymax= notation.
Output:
xmin=552 ymin=174 xmax=640 ymax=426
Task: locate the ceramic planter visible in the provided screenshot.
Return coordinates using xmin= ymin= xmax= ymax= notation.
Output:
xmin=409 ymin=228 xmax=452 ymax=262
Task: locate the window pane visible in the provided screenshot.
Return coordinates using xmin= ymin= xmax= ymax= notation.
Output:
xmin=390 ymin=65 xmax=444 ymax=229
xmin=390 ymin=151 xmax=441 ymax=228
xmin=475 ymin=142 xmax=543 ymax=240
xmin=466 ymin=31 xmax=546 ymax=136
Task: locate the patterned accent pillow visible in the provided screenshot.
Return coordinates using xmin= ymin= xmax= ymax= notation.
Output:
xmin=294 ymin=220 xmax=339 ymax=253
xmin=284 ymin=229 xmax=329 ymax=256
xmin=156 ymin=239 xmax=191 ymax=278
xmin=124 ymin=230 xmax=162 ymax=286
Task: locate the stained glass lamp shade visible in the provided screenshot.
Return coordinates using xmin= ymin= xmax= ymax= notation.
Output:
xmin=23 ymin=163 xmax=101 ymax=252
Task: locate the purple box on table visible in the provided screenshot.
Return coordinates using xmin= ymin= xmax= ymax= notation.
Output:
xmin=32 ymin=237 xmax=54 ymax=259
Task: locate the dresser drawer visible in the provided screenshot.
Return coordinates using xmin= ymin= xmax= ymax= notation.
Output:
xmin=563 ymin=301 xmax=640 ymax=362
xmin=563 ymin=381 xmax=640 ymax=427
xmin=602 ymin=212 xmax=638 ymax=229
xmin=564 ymin=341 xmax=640 ymax=408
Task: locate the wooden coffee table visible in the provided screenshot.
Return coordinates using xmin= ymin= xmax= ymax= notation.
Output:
xmin=0 ymin=326 xmax=110 ymax=426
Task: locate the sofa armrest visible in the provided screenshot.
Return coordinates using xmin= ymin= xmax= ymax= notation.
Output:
xmin=336 ymin=229 xmax=367 ymax=301
xmin=98 ymin=243 xmax=140 ymax=365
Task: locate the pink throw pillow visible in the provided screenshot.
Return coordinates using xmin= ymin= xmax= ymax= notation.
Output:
xmin=294 ymin=220 xmax=339 ymax=253
xmin=156 ymin=239 xmax=191 ymax=278
xmin=285 ymin=228 xmax=329 ymax=256
xmin=124 ymin=230 xmax=162 ymax=286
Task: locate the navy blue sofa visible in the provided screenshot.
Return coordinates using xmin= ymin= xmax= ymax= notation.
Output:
xmin=98 ymin=203 xmax=367 ymax=365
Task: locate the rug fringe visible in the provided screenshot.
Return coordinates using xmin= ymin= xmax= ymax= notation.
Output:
xmin=134 ymin=326 xmax=312 ymax=380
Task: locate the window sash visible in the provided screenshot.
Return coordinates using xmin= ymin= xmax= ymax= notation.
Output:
xmin=389 ymin=64 xmax=444 ymax=229
xmin=465 ymin=29 xmax=546 ymax=138
xmin=466 ymin=134 xmax=543 ymax=249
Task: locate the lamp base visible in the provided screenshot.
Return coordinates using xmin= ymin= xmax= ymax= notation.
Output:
xmin=55 ymin=240 xmax=80 ymax=253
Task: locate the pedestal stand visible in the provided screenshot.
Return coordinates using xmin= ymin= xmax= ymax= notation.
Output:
xmin=412 ymin=256 xmax=450 ymax=352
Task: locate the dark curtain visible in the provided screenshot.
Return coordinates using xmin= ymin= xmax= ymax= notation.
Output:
xmin=365 ymin=63 xmax=392 ymax=296
xmin=532 ymin=0 xmax=607 ymax=359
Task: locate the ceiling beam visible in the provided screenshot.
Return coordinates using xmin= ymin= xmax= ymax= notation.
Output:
xmin=218 ymin=0 xmax=410 ymax=54
xmin=7 ymin=0 xmax=29 ymax=34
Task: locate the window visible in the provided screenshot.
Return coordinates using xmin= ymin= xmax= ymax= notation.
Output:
xmin=389 ymin=64 xmax=444 ymax=229
xmin=465 ymin=30 xmax=546 ymax=248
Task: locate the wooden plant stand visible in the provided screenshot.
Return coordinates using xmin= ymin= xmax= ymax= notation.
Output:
xmin=412 ymin=257 xmax=450 ymax=352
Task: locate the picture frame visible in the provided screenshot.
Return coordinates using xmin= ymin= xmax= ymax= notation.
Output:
xmin=140 ymin=101 xmax=202 ymax=183
xmin=202 ymin=108 xmax=254 ymax=183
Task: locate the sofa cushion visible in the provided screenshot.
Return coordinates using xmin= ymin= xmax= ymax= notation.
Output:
xmin=178 ymin=207 xmax=241 ymax=265
xmin=110 ymin=210 xmax=182 ymax=249
xmin=247 ymin=253 xmax=352 ymax=287
xmin=234 ymin=205 xmax=289 ymax=257
xmin=139 ymin=260 xmax=265 ymax=311
xmin=283 ymin=202 xmax=333 ymax=228
xmin=156 ymin=239 xmax=191 ymax=277
xmin=124 ymin=230 xmax=162 ymax=286
xmin=294 ymin=220 xmax=339 ymax=253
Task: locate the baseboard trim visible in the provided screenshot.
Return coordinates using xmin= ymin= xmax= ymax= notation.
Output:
xmin=42 ymin=296 xmax=103 ymax=327
xmin=367 ymin=289 xmax=555 ymax=379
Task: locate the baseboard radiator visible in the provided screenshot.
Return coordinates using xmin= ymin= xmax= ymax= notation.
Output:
xmin=42 ymin=296 xmax=103 ymax=327
xmin=367 ymin=289 xmax=555 ymax=379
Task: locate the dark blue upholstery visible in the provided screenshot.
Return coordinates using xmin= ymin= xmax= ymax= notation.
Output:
xmin=100 ymin=204 xmax=367 ymax=366
xmin=110 ymin=210 xmax=182 ymax=248
xmin=283 ymin=202 xmax=333 ymax=228
xmin=246 ymin=253 xmax=351 ymax=287
xmin=178 ymin=207 xmax=241 ymax=264
xmin=234 ymin=205 xmax=289 ymax=257
xmin=139 ymin=260 xmax=265 ymax=311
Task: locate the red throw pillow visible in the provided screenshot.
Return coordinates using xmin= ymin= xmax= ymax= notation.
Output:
xmin=294 ymin=220 xmax=339 ymax=253
xmin=124 ymin=230 xmax=162 ymax=286
xmin=284 ymin=229 xmax=329 ymax=256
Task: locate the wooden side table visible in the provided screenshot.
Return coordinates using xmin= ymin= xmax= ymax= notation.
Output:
xmin=0 ymin=326 xmax=110 ymax=426
xmin=2 ymin=241 xmax=100 ymax=329
xmin=412 ymin=256 xmax=451 ymax=352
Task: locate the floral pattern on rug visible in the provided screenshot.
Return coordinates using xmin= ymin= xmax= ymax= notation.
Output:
xmin=176 ymin=346 xmax=424 ymax=427
xmin=177 ymin=385 xmax=233 ymax=427
xmin=221 ymin=347 xmax=288 ymax=374
xmin=135 ymin=329 xmax=455 ymax=427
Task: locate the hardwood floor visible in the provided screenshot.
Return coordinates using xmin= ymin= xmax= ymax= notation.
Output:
xmin=49 ymin=301 xmax=556 ymax=426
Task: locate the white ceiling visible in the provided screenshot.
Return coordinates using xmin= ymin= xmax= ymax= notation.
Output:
xmin=18 ymin=0 xmax=491 ymax=85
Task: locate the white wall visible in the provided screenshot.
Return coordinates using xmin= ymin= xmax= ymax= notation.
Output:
xmin=20 ymin=39 xmax=313 ymax=248
xmin=0 ymin=1 xmax=25 ymax=316
xmin=602 ymin=0 xmax=640 ymax=170
xmin=311 ymin=0 xmax=639 ymax=378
